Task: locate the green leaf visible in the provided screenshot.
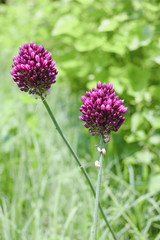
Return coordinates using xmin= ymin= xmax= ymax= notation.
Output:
xmin=61 ymin=60 xmax=83 ymax=69
xmin=26 ymin=115 xmax=37 ymax=129
xmin=143 ymin=2 xmax=158 ymax=12
xmin=126 ymin=64 xmax=150 ymax=91
xmin=74 ymin=34 xmax=105 ymax=52
xmin=135 ymin=150 xmax=155 ymax=164
xmin=76 ymin=0 xmax=92 ymax=5
xmin=51 ymin=15 xmax=82 ymax=37
xmin=149 ymin=135 xmax=160 ymax=146
xmin=143 ymin=110 xmax=160 ymax=129
xmin=151 ymin=56 xmax=160 ymax=64
xmin=127 ymin=24 xmax=154 ymax=50
xmin=128 ymin=37 xmax=140 ymax=51
xmin=125 ymin=131 xmax=146 ymax=143
xmin=131 ymin=113 xmax=144 ymax=132
xmin=149 ymin=85 xmax=160 ymax=100
xmin=20 ymin=95 xmax=37 ymax=104
xmin=124 ymin=149 xmax=155 ymax=165
xmin=107 ymin=77 xmax=124 ymax=94
xmin=86 ymin=81 xmax=97 ymax=90
xmin=98 ymin=19 xmax=118 ymax=32
xmin=114 ymin=12 xmax=128 ymax=22
xmin=140 ymin=25 xmax=154 ymax=46
xmin=102 ymin=41 xmax=126 ymax=55
xmin=149 ymin=175 xmax=160 ymax=194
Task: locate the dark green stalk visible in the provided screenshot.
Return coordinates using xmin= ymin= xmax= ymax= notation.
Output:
xmin=40 ymin=95 xmax=117 ymax=240
xmin=90 ymin=136 xmax=104 ymax=240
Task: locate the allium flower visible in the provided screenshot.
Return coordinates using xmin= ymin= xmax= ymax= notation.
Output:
xmin=10 ymin=42 xmax=58 ymax=96
xmin=79 ymin=81 xmax=127 ymax=136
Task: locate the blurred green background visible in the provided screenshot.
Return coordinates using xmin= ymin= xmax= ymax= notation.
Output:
xmin=0 ymin=0 xmax=160 ymax=239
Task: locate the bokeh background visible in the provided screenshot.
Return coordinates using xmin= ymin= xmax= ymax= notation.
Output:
xmin=0 ymin=0 xmax=160 ymax=239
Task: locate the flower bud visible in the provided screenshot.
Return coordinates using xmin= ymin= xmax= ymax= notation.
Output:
xmin=104 ymin=133 xmax=110 ymax=143
xmin=97 ymin=81 xmax=102 ymax=89
xmin=97 ymin=147 xmax=102 ymax=153
xmin=101 ymin=148 xmax=106 ymax=155
xmin=95 ymin=160 xmax=100 ymax=168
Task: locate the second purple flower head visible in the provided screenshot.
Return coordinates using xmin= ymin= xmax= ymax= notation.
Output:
xmin=79 ymin=82 xmax=127 ymax=136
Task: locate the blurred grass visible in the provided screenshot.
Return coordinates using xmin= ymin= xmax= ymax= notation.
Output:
xmin=0 ymin=0 xmax=160 ymax=239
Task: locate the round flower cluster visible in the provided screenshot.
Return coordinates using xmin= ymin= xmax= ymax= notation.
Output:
xmin=10 ymin=42 xmax=58 ymax=96
xmin=79 ymin=81 xmax=127 ymax=136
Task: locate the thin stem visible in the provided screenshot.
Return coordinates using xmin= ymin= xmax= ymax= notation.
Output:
xmin=40 ymin=95 xmax=117 ymax=240
xmin=90 ymin=136 xmax=104 ymax=240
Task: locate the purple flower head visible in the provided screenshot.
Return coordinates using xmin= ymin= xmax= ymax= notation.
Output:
xmin=10 ymin=42 xmax=58 ymax=96
xmin=79 ymin=81 xmax=127 ymax=136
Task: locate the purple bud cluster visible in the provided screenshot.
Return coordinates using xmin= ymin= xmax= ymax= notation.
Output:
xmin=79 ymin=81 xmax=127 ymax=136
xmin=10 ymin=42 xmax=58 ymax=95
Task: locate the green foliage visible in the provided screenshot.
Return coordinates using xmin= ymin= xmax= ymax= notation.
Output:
xmin=0 ymin=0 xmax=160 ymax=239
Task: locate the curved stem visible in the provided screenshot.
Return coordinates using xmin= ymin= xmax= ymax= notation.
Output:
xmin=90 ymin=136 xmax=104 ymax=240
xmin=40 ymin=95 xmax=117 ymax=240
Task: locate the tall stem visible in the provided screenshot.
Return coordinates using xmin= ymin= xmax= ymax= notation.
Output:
xmin=40 ymin=96 xmax=117 ymax=240
xmin=90 ymin=136 xmax=104 ymax=240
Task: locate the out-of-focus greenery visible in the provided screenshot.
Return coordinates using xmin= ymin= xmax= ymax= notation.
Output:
xmin=0 ymin=0 xmax=160 ymax=239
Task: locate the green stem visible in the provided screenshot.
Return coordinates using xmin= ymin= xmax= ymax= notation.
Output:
xmin=40 ymin=96 xmax=117 ymax=240
xmin=90 ymin=136 xmax=104 ymax=240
